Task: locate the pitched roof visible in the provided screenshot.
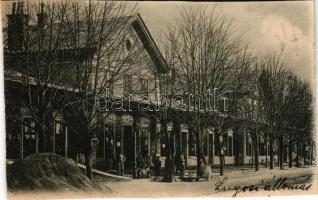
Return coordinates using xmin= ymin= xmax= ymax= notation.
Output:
xmin=4 ymin=11 xmax=168 ymax=73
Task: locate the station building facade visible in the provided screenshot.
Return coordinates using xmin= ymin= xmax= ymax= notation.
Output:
xmin=4 ymin=4 xmax=291 ymax=175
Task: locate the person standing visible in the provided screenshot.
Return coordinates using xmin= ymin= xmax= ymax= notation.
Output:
xmin=118 ymin=153 xmax=126 ymax=176
xmin=154 ymin=154 xmax=161 ymax=181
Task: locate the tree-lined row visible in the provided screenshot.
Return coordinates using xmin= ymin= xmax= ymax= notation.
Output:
xmin=158 ymin=9 xmax=313 ymax=180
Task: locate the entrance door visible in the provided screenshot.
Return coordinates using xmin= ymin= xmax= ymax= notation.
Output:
xmin=140 ymin=129 xmax=150 ymax=160
xmin=123 ymin=126 xmax=134 ymax=169
xmin=175 ymin=132 xmax=181 ymax=156
xmin=104 ymin=124 xmax=114 ymax=159
xmin=97 ymin=127 xmax=105 ymax=159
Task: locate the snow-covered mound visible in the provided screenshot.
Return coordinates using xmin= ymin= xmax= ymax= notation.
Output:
xmin=7 ymin=153 xmax=99 ymax=192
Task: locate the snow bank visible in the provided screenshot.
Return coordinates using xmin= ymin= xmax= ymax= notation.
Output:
xmin=7 ymin=153 xmax=100 ymax=192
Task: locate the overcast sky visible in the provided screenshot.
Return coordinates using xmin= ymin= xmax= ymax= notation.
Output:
xmin=1 ymin=1 xmax=314 ymax=85
xmin=131 ymin=1 xmax=314 ymax=85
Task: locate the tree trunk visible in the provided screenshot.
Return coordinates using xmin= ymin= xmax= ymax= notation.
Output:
xmin=85 ymin=148 xmax=93 ymax=179
xmin=195 ymin=127 xmax=202 ymax=179
xmin=35 ymin=123 xmax=46 ymax=153
xmin=219 ymin=151 xmax=225 ymax=176
xmin=170 ymin=129 xmax=175 ymax=180
xmin=132 ymin=117 xmax=138 ymax=178
xmin=252 ymin=131 xmax=259 ymax=171
xmin=35 ymin=132 xmax=39 ymax=154
xmin=310 ymin=145 xmax=313 ymax=165
xmin=84 ymin=129 xmax=93 ymax=179
xmin=265 ymin=149 xmax=268 ymax=167
xmin=269 ymin=134 xmax=274 ymax=170
xmin=279 ymin=136 xmax=284 ymax=170
xmin=296 ymin=139 xmax=301 ymax=167
xmin=251 ymin=143 xmax=254 ymax=168
xmin=41 ymin=124 xmax=46 ymax=153
xmin=265 ymin=131 xmax=268 ymax=168
xmin=277 ymin=145 xmax=280 ymax=166
xmin=216 ymin=133 xmax=224 ymax=176
xmin=43 ymin=131 xmax=46 ymax=152
xmin=288 ymin=140 xmax=293 ymax=168
xmin=162 ymin=121 xmax=173 ymax=182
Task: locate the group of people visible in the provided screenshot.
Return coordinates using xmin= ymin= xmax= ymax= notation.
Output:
xmin=77 ymin=150 xmax=211 ymax=181
xmin=174 ymin=153 xmax=186 ymax=177
xmin=117 ymin=152 xmax=211 ymax=180
xmin=117 ymin=152 xmax=162 ymax=180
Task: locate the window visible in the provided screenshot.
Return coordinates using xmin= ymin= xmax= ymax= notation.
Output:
xmin=104 ymin=124 xmax=114 ymax=159
xmin=214 ymin=136 xmax=219 ymax=156
xmin=124 ymin=74 xmax=132 ymax=95
xmin=140 ymin=129 xmax=150 ymax=158
xmin=106 ymin=69 xmax=115 ymax=95
xmin=188 ymin=132 xmax=195 ymax=156
xmin=203 ymin=134 xmax=208 ymax=156
xmin=125 ymin=39 xmax=132 ymax=51
xmin=140 ymin=78 xmax=148 ymax=94
xmin=226 ymin=130 xmax=233 ymax=157
xmin=246 ymin=135 xmax=252 ymax=156
xmin=159 ymin=74 xmax=168 ymax=95
xmin=209 ymin=134 xmax=214 ymax=157
xmin=160 ymin=136 xmax=166 ymax=156
xmin=88 ymin=70 xmax=96 ymax=90
xmin=24 ymin=118 xmax=35 ymax=135
xmin=55 ymin=122 xmax=62 ymax=135
xmin=223 ymin=134 xmax=228 ymax=156
xmin=228 ymin=135 xmax=233 ymax=157
xmin=259 ymin=136 xmax=266 ymax=156
xmin=23 ymin=117 xmax=36 ymax=157
xmin=115 ymin=124 xmax=122 ymax=155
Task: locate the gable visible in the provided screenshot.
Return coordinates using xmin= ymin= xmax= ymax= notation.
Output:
xmin=128 ymin=14 xmax=168 ymax=74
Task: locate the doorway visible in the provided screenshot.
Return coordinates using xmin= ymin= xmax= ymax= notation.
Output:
xmin=139 ymin=128 xmax=150 ymax=160
xmin=55 ymin=121 xmax=67 ymax=157
xmin=181 ymin=132 xmax=188 ymax=165
xmin=208 ymin=134 xmax=214 ymax=164
xmin=123 ymin=125 xmax=134 ymax=169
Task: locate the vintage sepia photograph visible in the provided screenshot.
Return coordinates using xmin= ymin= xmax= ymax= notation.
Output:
xmin=1 ymin=0 xmax=316 ymax=199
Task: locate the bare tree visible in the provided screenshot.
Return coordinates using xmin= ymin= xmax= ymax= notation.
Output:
xmin=4 ymin=0 xmax=139 ymax=178
xmin=258 ymin=53 xmax=291 ymax=170
xmin=239 ymin=64 xmax=265 ymax=171
xmin=56 ymin=0 xmax=139 ymax=178
xmin=165 ymin=8 xmax=250 ymax=176
xmin=283 ymin=75 xmax=313 ymax=167
xmin=4 ymin=1 xmax=73 ymax=157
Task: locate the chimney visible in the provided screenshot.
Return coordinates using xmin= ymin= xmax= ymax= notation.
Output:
xmin=7 ymin=2 xmax=29 ymax=52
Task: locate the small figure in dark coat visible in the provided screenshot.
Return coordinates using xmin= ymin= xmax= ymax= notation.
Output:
xmin=153 ymin=154 xmax=161 ymax=181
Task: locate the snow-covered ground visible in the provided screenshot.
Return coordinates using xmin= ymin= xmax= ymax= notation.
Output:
xmin=7 ymin=166 xmax=317 ymax=199
xmin=100 ymin=166 xmax=317 ymax=198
